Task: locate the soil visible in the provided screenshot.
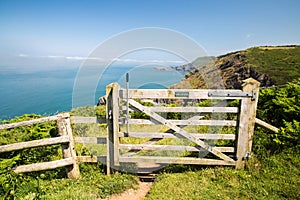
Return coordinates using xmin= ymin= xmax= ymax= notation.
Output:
xmin=102 ymin=181 xmax=153 ymax=200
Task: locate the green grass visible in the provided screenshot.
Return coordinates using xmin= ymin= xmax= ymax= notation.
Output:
xmin=145 ymin=148 xmax=300 ymax=200
xmin=245 ymin=46 xmax=300 ymax=85
xmin=13 ymin=164 xmax=138 ymax=199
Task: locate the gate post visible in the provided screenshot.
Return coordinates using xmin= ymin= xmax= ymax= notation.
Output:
xmin=106 ymin=83 xmax=120 ymax=175
xmin=236 ymin=78 xmax=260 ymax=169
xmin=57 ymin=113 xmax=80 ymax=179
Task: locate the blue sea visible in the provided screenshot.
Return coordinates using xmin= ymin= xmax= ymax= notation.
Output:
xmin=0 ymin=65 xmax=184 ymax=119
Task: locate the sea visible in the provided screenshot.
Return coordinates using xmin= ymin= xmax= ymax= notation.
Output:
xmin=0 ymin=65 xmax=184 ymax=120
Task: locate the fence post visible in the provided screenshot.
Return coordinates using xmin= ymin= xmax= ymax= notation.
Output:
xmin=236 ymin=78 xmax=260 ymax=169
xmin=106 ymin=83 xmax=120 ymax=175
xmin=57 ymin=113 xmax=80 ymax=178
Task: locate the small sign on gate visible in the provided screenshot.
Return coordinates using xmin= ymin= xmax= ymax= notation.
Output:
xmin=175 ymin=91 xmax=189 ymax=98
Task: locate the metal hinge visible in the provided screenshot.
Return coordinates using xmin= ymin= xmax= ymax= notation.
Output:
xmin=108 ymin=110 xmax=112 ymax=120
xmin=208 ymin=91 xmax=257 ymax=101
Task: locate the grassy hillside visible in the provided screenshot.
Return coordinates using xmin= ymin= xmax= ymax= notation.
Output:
xmin=245 ymin=46 xmax=300 ymax=85
xmin=145 ymin=150 xmax=300 ymax=200
xmin=174 ymin=45 xmax=300 ymax=89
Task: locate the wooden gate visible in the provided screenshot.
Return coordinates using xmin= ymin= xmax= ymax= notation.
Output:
xmin=106 ymin=78 xmax=260 ymax=173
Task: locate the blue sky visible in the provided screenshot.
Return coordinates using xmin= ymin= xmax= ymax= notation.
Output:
xmin=0 ymin=0 xmax=300 ymax=68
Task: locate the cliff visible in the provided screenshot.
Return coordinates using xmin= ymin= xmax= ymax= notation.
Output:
xmin=172 ymin=45 xmax=300 ymax=89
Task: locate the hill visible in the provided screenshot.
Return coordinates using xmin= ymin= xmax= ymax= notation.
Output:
xmin=172 ymin=45 xmax=300 ymax=89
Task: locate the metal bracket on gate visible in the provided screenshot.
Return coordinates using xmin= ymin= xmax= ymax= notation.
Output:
xmin=119 ymin=118 xmax=126 ymax=124
xmin=208 ymin=91 xmax=257 ymax=101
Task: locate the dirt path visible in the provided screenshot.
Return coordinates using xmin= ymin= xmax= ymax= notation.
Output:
xmin=102 ymin=181 xmax=153 ymax=200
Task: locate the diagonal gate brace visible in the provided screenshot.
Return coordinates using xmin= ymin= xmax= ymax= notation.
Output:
xmin=128 ymin=99 xmax=235 ymax=163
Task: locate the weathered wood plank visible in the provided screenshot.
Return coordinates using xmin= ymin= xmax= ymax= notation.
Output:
xmin=126 ymin=119 xmax=157 ymax=125
xmin=120 ymin=89 xmax=244 ymax=99
xmin=128 ymin=99 xmax=235 ymax=162
xmin=123 ymin=119 xmax=236 ymax=126
xmin=13 ymin=158 xmax=74 ymax=173
xmin=148 ymin=107 xmax=239 ymax=113
xmin=0 ymin=136 xmax=69 ymax=153
xmin=121 ymin=106 xmax=238 ymax=113
xmin=236 ymin=78 xmax=260 ymax=169
xmin=120 ymin=144 xmax=234 ymax=152
xmin=112 ymin=83 xmax=120 ymax=166
xmin=70 ymin=116 xmax=106 ymax=124
xmin=106 ymin=84 xmax=113 ymax=175
xmin=119 ymin=156 xmax=235 ymax=166
xmin=74 ymin=137 xmax=107 ymax=144
xmin=77 ymin=156 xmax=106 ymax=163
xmin=168 ymin=120 xmax=237 ymax=126
xmin=0 ymin=113 xmax=69 ymax=130
xmin=106 ymin=82 xmax=120 ymax=175
xmin=119 ymin=132 xmax=236 ymax=140
xmin=57 ymin=115 xmax=80 ymax=179
xmin=255 ymin=118 xmax=279 ymax=133
xmin=245 ymin=80 xmax=260 ymax=161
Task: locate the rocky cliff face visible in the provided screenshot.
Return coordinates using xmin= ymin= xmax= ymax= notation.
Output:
xmin=216 ymin=52 xmax=275 ymax=89
xmin=173 ymin=51 xmax=276 ymax=89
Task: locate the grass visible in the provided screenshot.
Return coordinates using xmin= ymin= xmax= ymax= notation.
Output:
xmin=245 ymin=45 xmax=300 ymax=85
xmin=13 ymin=163 xmax=138 ymax=199
xmin=145 ymin=148 xmax=300 ymax=200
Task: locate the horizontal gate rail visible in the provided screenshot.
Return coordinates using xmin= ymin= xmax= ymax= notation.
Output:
xmin=120 ymin=89 xmax=249 ymax=100
xmin=120 ymin=144 xmax=234 ymax=153
xmin=120 ymin=119 xmax=237 ymax=126
xmin=70 ymin=116 xmax=106 ymax=124
xmin=74 ymin=137 xmax=107 ymax=144
xmin=77 ymin=156 xmax=107 ymax=163
xmin=120 ymin=106 xmax=239 ymax=113
xmin=119 ymin=132 xmax=236 ymax=140
xmin=119 ymin=156 xmax=235 ymax=166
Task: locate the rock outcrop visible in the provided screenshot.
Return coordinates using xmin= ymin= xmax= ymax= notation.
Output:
xmin=173 ymin=52 xmax=275 ymax=89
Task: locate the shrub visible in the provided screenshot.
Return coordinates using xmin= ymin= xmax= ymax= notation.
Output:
xmin=0 ymin=114 xmax=63 ymax=199
xmin=256 ymin=78 xmax=300 ymax=151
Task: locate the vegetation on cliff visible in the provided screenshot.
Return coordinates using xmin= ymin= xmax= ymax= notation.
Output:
xmin=173 ymin=45 xmax=300 ymax=89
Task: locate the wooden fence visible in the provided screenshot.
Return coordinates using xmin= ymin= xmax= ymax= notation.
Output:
xmin=0 ymin=78 xmax=281 ymax=178
xmin=0 ymin=113 xmax=80 ymax=178
xmin=0 ymin=113 xmax=109 ymax=178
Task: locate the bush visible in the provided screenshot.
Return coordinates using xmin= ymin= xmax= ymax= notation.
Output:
xmin=0 ymin=114 xmax=63 ymax=199
xmin=256 ymin=78 xmax=300 ymax=150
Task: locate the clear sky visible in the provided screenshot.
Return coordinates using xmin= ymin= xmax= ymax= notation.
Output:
xmin=1 ymin=0 xmax=300 ymax=68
